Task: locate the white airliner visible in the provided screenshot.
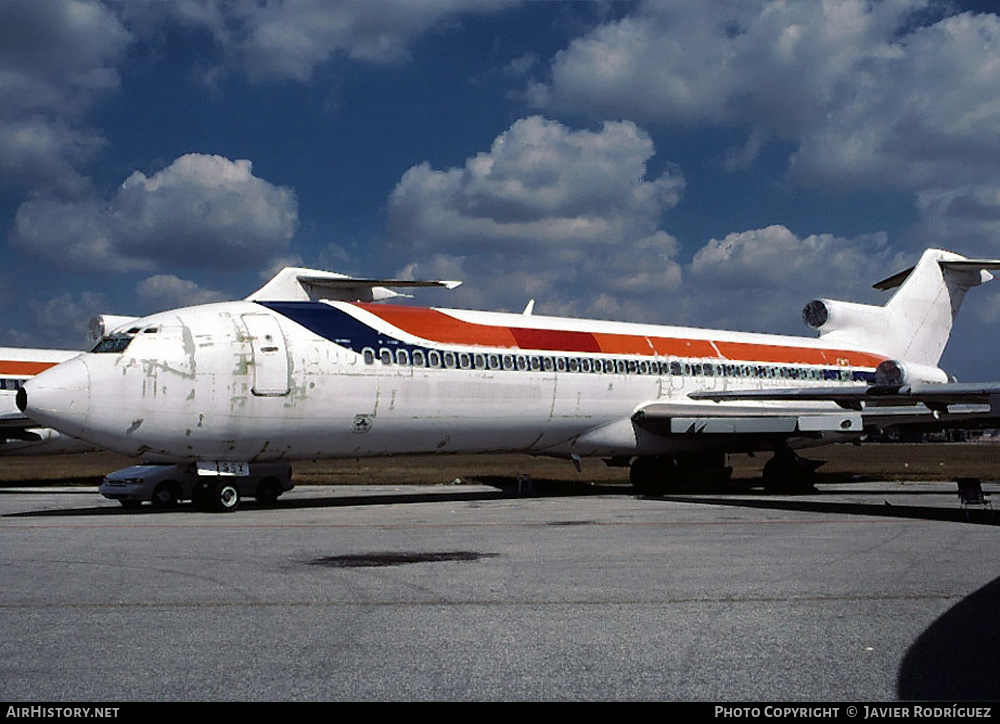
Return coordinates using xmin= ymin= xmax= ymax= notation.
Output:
xmin=16 ymin=248 xmax=1000 ymax=505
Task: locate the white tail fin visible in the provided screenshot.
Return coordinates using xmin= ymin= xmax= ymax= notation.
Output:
xmin=803 ymin=249 xmax=1000 ymax=368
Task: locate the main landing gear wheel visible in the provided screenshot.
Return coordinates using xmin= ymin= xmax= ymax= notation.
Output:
xmin=629 ymin=456 xmax=672 ymax=495
xmin=762 ymin=450 xmax=824 ymax=492
xmin=630 ymin=453 xmax=733 ymax=495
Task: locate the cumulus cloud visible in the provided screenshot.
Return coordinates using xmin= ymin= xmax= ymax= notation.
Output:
xmin=0 ymin=0 xmax=129 ymax=116
xmin=788 ymin=10 xmax=1000 ymax=191
xmin=10 ymin=153 xmax=298 ymax=273
xmin=531 ymin=1 xmax=911 ymax=128
xmin=0 ymin=0 xmax=130 ymax=192
xmin=384 ymin=116 xmax=685 ymax=318
xmin=531 ymin=1 xmax=1000 ymax=194
xmin=387 ymin=116 xmax=683 ymax=250
xmin=0 ymin=290 xmax=110 ymax=350
xmin=127 ymin=0 xmax=519 ymax=83
xmin=909 ymin=185 xmax=1000 ymax=258
xmin=134 ymin=274 xmax=228 ymax=313
xmin=686 ymin=225 xmax=895 ymax=334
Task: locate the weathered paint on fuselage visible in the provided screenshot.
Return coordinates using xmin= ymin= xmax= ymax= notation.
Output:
xmin=22 ymin=299 xmax=890 ymax=463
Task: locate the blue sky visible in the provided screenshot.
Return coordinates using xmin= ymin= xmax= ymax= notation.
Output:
xmin=3 ymin=0 xmax=1000 ymax=381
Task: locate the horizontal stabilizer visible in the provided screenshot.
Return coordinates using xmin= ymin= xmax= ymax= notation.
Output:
xmin=247 ymin=267 xmax=462 ymax=303
xmin=873 ymin=257 xmax=1000 ymax=290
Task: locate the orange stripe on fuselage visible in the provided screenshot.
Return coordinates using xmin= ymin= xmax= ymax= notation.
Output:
xmin=354 ymin=303 xmax=887 ymax=369
xmin=0 ymin=360 xmax=58 ymax=376
xmin=358 ymin=304 xmax=519 ymax=348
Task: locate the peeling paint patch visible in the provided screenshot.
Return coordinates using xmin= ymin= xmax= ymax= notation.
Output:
xmin=351 ymin=414 xmax=374 ymax=434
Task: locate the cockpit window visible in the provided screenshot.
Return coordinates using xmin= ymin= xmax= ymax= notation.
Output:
xmin=91 ymin=333 xmax=134 ymax=354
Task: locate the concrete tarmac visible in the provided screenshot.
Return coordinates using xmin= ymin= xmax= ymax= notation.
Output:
xmin=0 ymin=479 xmax=998 ymax=702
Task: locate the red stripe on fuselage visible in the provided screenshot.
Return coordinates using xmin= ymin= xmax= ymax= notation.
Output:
xmin=353 ymin=303 xmax=887 ymax=368
xmin=0 ymin=360 xmax=58 ymax=376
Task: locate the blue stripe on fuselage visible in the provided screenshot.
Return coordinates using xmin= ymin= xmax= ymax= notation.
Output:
xmin=257 ymin=301 xmax=387 ymax=352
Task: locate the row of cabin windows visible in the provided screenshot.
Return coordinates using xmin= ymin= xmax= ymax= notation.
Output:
xmin=360 ymin=346 xmax=864 ymax=382
xmin=0 ymin=378 xmax=26 ymax=390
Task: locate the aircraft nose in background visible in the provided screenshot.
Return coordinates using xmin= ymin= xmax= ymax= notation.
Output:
xmin=17 ymin=356 xmax=91 ymax=434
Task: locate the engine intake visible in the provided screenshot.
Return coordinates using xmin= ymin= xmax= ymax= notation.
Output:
xmin=802 ymin=298 xmax=885 ymax=334
xmin=874 ymin=359 xmax=948 ymax=387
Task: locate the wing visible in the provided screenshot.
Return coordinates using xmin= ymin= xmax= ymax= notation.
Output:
xmin=664 ymin=382 xmax=1000 ymax=434
xmin=0 ymin=412 xmax=43 ymax=442
xmin=687 ymin=381 xmax=1000 ymax=410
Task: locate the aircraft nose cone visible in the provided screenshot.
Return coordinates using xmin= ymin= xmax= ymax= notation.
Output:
xmin=19 ymin=356 xmax=91 ymax=435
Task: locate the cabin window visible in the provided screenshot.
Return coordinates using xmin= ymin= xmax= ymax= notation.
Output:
xmin=542 ymin=357 xmax=554 ymax=372
xmin=474 ymin=354 xmax=486 ymax=370
xmin=362 ymin=348 xmax=376 ymax=365
xmin=379 ymin=349 xmax=393 ymax=366
xmin=443 ymin=351 xmax=456 ymax=369
xmin=396 ymin=349 xmax=410 ymax=366
xmin=427 ymin=350 xmax=441 ymax=368
xmin=458 ymin=353 xmax=471 ymax=369
xmin=412 ymin=349 xmax=426 ymax=367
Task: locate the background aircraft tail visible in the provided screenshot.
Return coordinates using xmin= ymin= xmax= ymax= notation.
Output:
xmin=802 ymin=248 xmax=1000 ymax=376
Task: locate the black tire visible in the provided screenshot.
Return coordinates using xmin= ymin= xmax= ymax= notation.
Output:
xmin=150 ymin=480 xmax=180 ymax=508
xmin=762 ymin=453 xmax=820 ymax=492
xmin=211 ymin=480 xmax=240 ymax=512
xmin=630 ymin=456 xmax=675 ymax=495
xmin=255 ymin=477 xmax=281 ymax=505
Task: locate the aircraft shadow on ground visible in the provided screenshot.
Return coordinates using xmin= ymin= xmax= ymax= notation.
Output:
xmin=896 ymin=576 xmax=1000 ymax=700
xmin=4 ymin=476 xmax=996 ymax=526
xmin=657 ymin=490 xmax=998 ymax=526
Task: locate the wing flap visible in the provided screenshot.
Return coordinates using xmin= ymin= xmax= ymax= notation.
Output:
xmin=634 ymin=405 xmax=863 ymax=435
xmin=688 ymin=382 xmax=1000 ymax=412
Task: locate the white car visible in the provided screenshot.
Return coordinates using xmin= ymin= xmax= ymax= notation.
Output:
xmin=100 ymin=462 xmax=293 ymax=512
